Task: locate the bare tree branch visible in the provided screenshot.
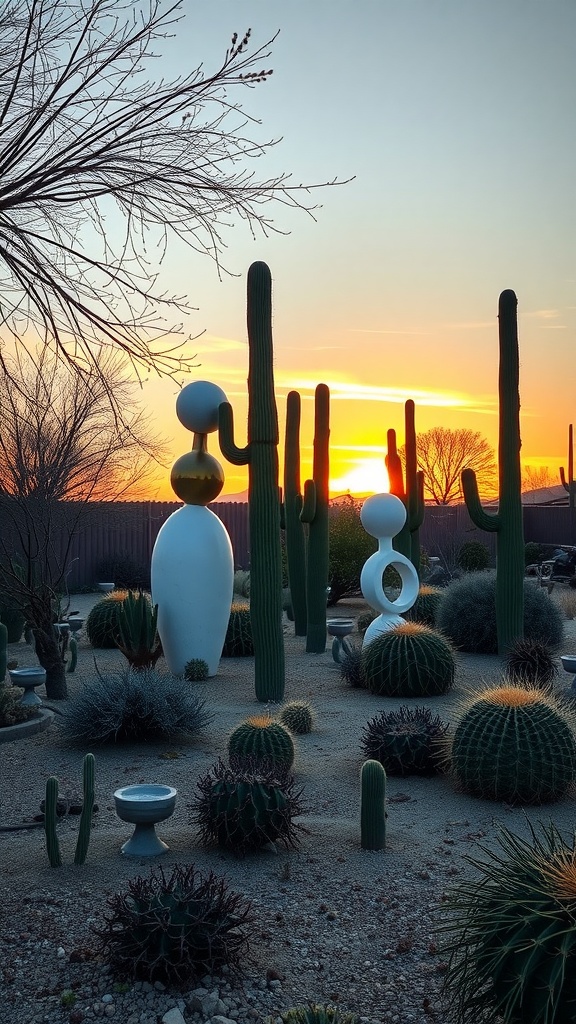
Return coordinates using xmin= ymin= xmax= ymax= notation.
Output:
xmin=398 ymin=427 xmax=497 ymax=505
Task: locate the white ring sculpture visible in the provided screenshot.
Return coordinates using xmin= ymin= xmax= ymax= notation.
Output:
xmin=360 ymin=492 xmax=420 ymax=648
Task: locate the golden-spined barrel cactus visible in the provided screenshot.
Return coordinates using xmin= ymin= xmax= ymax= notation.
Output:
xmin=362 ymin=622 xmax=455 ymax=697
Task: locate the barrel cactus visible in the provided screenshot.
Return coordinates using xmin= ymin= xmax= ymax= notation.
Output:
xmin=221 ymin=603 xmax=254 ymax=657
xmin=450 ymin=684 xmax=576 ymax=804
xmin=362 ymin=706 xmax=449 ymax=777
xmin=278 ymin=701 xmax=315 ymax=735
xmin=86 ymin=591 xmax=129 ymax=648
xmin=228 ymin=716 xmax=295 ymax=773
xmin=442 ymin=821 xmax=576 ymax=1024
xmin=403 ymin=585 xmax=442 ymax=627
xmin=193 ymin=759 xmax=305 ymax=854
xmin=362 ymin=622 xmax=455 ymax=697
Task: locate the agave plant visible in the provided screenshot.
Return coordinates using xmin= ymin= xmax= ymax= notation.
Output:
xmin=441 ymin=821 xmax=576 ymax=1024
xmin=116 ymin=590 xmax=162 ymax=670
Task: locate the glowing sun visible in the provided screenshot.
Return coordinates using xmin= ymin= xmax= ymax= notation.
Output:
xmin=330 ymin=459 xmax=390 ymax=496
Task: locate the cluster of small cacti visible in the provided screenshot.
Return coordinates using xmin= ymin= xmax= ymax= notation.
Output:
xmin=502 ymin=636 xmax=557 ymax=688
xmin=193 ymin=758 xmax=305 ymax=855
xmin=442 ymin=821 xmax=576 ymax=1024
xmin=93 ymin=862 xmax=254 ymax=984
xmin=228 ymin=716 xmax=295 ymax=774
xmin=221 ymin=603 xmax=254 ymax=657
xmin=184 ymin=658 xmax=209 ymax=682
xmin=279 ymin=701 xmax=315 ymax=734
xmin=403 ymin=585 xmax=442 ymax=627
xmin=362 ymin=706 xmax=449 ymax=777
xmin=85 ymin=590 xmax=129 ymax=648
xmin=362 ymin=622 xmax=456 ymax=697
xmin=449 ymin=684 xmax=576 ymax=803
xmin=115 ymin=590 xmax=162 ymax=669
xmin=44 ymin=753 xmax=95 ymax=867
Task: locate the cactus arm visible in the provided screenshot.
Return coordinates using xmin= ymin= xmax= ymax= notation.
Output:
xmin=360 ymin=760 xmax=386 ymax=851
xmin=74 ymin=753 xmax=95 ymax=866
xmin=385 ymin=428 xmax=406 ymax=500
xmin=67 ymin=636 xmax=77 ymax=673
xmin=300 ymin=478 xmax=316 ymax=523
xmin=560 ymin=465 xmax=569 ymax=491
xmin=44 ymin=776 xmax=62 ymax=868
xmin=560 ymin=425 xmax=576 ymax=510
xmin=218 ymin=402 xmax=250 ymax=466
xmin=462 ymin=468 xmax=501 ymax=532
xmin=570 ymin=424 xmax=574 ymax=485
xmin=283 ymin=390 xmax=307 ymax=636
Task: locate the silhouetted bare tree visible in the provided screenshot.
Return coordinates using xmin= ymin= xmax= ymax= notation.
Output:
xmin=0 ymin=349 xmax=168 ymax=698
xmin=398 ymin=427 xmax=497 ymax=505
xmin=522 ymin=465 xmax=557 ymax=492
xmin=0 ymin=0 xmax=341 ymax=408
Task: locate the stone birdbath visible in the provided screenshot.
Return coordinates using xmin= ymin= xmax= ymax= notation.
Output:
xmin=8 ymin=667 xmax=46 ymax=706
xmin=114 ymin=784 xmax=177 ymax=856
xmin=326 ymin=619 xmax=355 ymax=663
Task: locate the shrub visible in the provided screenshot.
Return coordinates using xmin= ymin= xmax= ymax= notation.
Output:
xmin=340 ymin=645 xmax=366 ymax=688
xmin=557 ymin=589 xmax=576 ymax=621
xmin=362 ymin=706 xmax=449 ymax=777
xmin=362 ymin=622 xmax=455 ymax=697
xmin=222 ymin=603 xmax=253 ymax=657
xmin=278 ymin=701 xmax=315 ymax=735
xmin=233 ymin=570 xmax=251 ymax=599
xmin=0 ymin=600 xmax=25 ymax=643
xmin=0 ymin=686 xmax=37 ymax=727
xmin=356 ymin=609 xmax=376 ymax=634
xmin=403 ymin=585 xmax=442 ymax=627
xmin=456 ymin=540 xmax=490 ymax=572
xmin=449 ymin=684 xmax=576 ymax=803
xmin=275 ymin=1005 xmax=359 ymax=1024
xmin=441 ymin=821 xmax=576 ymax=1024
xmin=524 ymin=540 xmax=545 ymax=566
xmin=184 ymin=658 xmax=209 ymax=682
xmin=503 ymin=637 xmax=558 ymax=688
xmin=63 ymin=667 xmax=212 ymax=744
xmin=193 ymin=758 xmax=306 ymax=855
xmin=436 ymin=571 xmax=564 ymax=654
xmin=93 ymin=862 xmax=254 ymax=985
xmin=228 ymin=716 xmax=295 ymax=773
xmin=95 ymin=553 xmax=150 ymax=590
xmin=327 ymin=497 xmax=377 ymax=606
xmin=85 ymin=591 xmax=130 ymax=648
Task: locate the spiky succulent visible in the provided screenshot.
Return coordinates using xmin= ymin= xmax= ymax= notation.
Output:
xmin=340 ymin=645 xmax=366 ymax=688
xmin=193 ymin=758 xmax=306 ymax=855
xmin=228 ymin=716 xmax=295 ymax=773
xmin=278 ymin=701 xmax=315 ymax=735
xmin=275 ymin=1005 xmax=360 ymax=1024
xmin=362 ymin=705 xmax=449 ymax=777
xmin=362 ymin=622 xmax=455 ymax=697
xmin=441 ymin=821 xmax=576 ymax=1024
xmin=222 ymin=603 xmax=254 ymax=657
xmin=503 ymin=637 xmax=558 ymax=688
xmin=184 ymin=658 xmax=209 ymax=682
xmin=403 ymin=585 xmax=442 ymax=627
xmin=116 ymin=590 xmax=162 ymax=670
xmin=93 ymin=862 xmax=254 ymax=985
xmin=449 ymin=684 xmax=576 ymax=804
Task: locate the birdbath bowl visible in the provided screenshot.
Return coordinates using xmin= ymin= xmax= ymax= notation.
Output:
xmin=326 ymin=619 xmax=355 ymax=663
xmin=8 ymin=667 xmax=46 ymax=706
xmin=97 ymin=582 xmax=115 ymax=593
xmin=114 ymin=784 xmax=177 ymax=856
xmin=561 ymin=655 xmax=576 ymax=694
xmin=67 ymin=617 xmax=84 ymax=635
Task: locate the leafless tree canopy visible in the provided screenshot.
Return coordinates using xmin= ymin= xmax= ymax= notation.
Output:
xmin=0 ymin=0 xmax=342 ymax=398
xmin=522 ymin=465 xmax=557 ymax=493
xmin=398 ymin=426 xmax=497 ymax=505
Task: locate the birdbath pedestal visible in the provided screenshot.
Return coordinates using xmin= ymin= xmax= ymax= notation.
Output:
xmin=8 ymin=667 xmax=46 ymax=706
xmin=114 ymin=784 xmax=177 ymax=856
xmin=326 ymin=619 xmax=355 ymax=663
xmin=561 ymin=655 xmax=576 ymax=695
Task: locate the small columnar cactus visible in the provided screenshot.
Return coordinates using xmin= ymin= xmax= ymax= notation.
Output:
xmin=360 ymin=759 xmax=386 ymax=851
xmin=74 ymin=753 xmax=95 ymax=866
xmin=228 ymin=716 xmax=295 ymax=773
xmin=193 ymin=758 xmax=305 ymax=855
xmin=221 ymin=603 xmax=254 ymax=657
xmin=450 ymin=684 xmax=576 ymax=803
xmin=362 ymin=622 xmax=455 ymax=697
xmin=67 ymin=635 xmax=78 ymax=673
xmin=362 ymin=706 xmax=449 ymax=777
xmin=278 ymin=701 xmax=315 ymax=735
xmin=44 ymin=776 xmax=62 ymax=868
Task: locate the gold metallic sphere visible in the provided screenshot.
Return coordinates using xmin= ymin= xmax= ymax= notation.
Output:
xmin=170 ymin=450 xmax=224 ymax=505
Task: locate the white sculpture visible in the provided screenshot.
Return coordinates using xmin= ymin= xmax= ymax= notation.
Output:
xmin=151 ymin=381 xmax=234 ymax=676
xmin=360 ymin=492 xmax=419 ymax=648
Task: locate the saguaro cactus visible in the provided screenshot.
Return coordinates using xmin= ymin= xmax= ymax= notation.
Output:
xmin=560 ymin=424 xmax=576 ymax=545
xmin=462 ymin=289 xmax=524 ymax=655
xmin=385 ymin=400 xmax=425 ymax=571
xmin=44 ymin=776 xmax=62 ymax=868
xmin=74 ymin=753 xmax=95 ymax=866
xmin=360 ymin=759 xmax=386 ymax=851
xmin=283 ymin=390 xmax=308 ymax=636
xmin=300 ymin=383 xmax=330 ymax=653
xmin=218 ymin=262 xmax=285 ymax=702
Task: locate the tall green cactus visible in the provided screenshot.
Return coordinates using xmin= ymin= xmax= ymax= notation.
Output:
xmin=300 ymin=383 xmax=330 ymax=653
xmin=283 ymin=390 xmax=307 ymax=636
xmin=360 ymin=759 xmax=386 ymax=851
xmin=0 ymin=621 xmax=7 ymax=683
xmin=74 ymin=753 xmax=95 ymax=866
xmin=462 ymin=289 xmax=524 ymax=655
xmin=44 ymin=776 xmax=62 ymax=868
xmin=385 ymin=400 xmax=424 ymax=571
xmin=560 ymin=424 xmax=575 ymax=507
xmin=218 ymin=262 xmax=285 ymax=702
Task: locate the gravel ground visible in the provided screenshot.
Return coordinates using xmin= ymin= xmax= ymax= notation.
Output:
xmin=2 ymin=592 xmax=576 ymax=1024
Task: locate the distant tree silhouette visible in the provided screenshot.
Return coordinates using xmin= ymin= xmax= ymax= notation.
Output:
xmin=398 ymin=427 xmax=497 ymax=505
xmin=522 ymin=465 xmax=557 ymax=492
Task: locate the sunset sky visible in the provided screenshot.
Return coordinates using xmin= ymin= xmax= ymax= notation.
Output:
xmin=137 ymin=1 xmax=576 ymax=500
